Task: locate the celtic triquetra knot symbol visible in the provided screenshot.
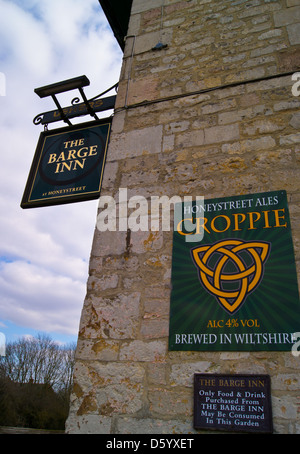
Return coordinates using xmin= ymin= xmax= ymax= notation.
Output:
xmin=191 ymin=239 xmax=271 ymax=314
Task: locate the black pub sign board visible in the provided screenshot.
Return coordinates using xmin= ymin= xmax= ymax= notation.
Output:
xmin=21 ymin=119 xmax=111 ymax=208
xmin=194 ymin=374 xmax=273 ymax=433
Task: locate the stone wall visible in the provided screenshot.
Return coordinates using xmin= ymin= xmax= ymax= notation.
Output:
xmin=66 ymin=0 xmax=300 ymax=434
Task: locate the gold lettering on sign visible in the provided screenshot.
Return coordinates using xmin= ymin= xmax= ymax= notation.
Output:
xmin=47 ymin=138 xmax=98 ymax=173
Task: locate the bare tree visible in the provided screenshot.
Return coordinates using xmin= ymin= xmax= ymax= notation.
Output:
xmin=0 ymin=334 xmax=76 ymax=429
xmin=0 ymin=334 xmax=76 ymax=392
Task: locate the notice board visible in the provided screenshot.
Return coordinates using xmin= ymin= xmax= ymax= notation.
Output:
xmin=194 ymin=374 xmax=273 ymax=433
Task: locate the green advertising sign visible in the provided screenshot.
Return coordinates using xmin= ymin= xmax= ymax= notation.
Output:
xmin=21 ymin=119 xmax=111 ymax=208
xmin=169 ymin=190 xmax=300 ymax=351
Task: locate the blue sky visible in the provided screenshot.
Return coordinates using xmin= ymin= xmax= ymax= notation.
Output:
xmin=0 ymin=0 xmax=122 ymax=345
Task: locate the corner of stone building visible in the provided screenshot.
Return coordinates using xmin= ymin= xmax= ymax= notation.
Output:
xmin=66 ymin=0 xmax=300 ymax=435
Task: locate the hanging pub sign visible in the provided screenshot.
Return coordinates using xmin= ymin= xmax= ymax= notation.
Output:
xmin=169 ymin=190 xmax=300 ymax=351
xmin=21 ymin=119 xmax=111 ymax=208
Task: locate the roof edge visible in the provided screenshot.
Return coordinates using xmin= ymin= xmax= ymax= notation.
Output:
xmin=99 ymin=0 xmax=133 ymax=51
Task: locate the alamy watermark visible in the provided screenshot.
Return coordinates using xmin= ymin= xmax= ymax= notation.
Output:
xmin=96 ymin=188 xmax=204 ymax=242
xmin=292 ymin=332 xmax=300 ymax=357
xmin=0 ymin=332 xmax=5 ymax=356
xmin=0 ymin=72 xmax=6 ymax=97
xmin=287 ymin=73 xmax=300 ymax=357
xmin=291 ymin=72 xmax=300 ymax=97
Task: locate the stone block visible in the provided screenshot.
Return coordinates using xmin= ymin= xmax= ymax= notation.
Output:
xmin=134 ymin=31 xmax=160 ymax=54
xmin=130 ymin=231 xmax=164 ymax=253
xmin=65 ymin=414 xmax=111 ymax=434
xmin=92 ymin=230 xmax=127 ymax=256
xmin=170 ymin=361 xmax=213 ymax=387
xmin=101 ymin=161 xmax=118 ymax=189
xmin=79 ymin=292 xmax=141 ymax=340
xmin=280 ymin=134 xmax=300 ymax=145
xmin=148 ymin=388 xmax=192 ymax=417
xmin=111 ymin=111 xmax=125 ymax=134
xmin=120 ymin=167 xmax=160 ymax=187
xmin=119 ymin=340 xmax=166 ymax=361
xmin=107 ymin=125 xmax=163 ymax=161
xmin=278 ymin=49 xmax=300 ymax=72
xmin=287 ymin=23 xmax=300 ymax=45
xmin=272 ymin=396 xmax=297 ymax=419
xmin=90 ymin=363 xmax=145 ymax=416
xmin=290 ymin=112 xmax=300 ymax=129
xmin=87 ymin=274 xmax=119 ymax=292
xmin=140 ymin=317 xmax=169 ymax=339
xmin=77 ymin=338 xmax=119 ymax=361
xmin=240 ymin=136 xmax=276 ymax=152
xmin=175 ymin=130 xmax=204 ymax=148
xmin=131 ymin=0 xmax=163 ymax=14
xmin=204 ymin=124 xmax=240 ymax=144
xmin=127 ymin=75 xmax=160 ymax=105
xmin=95 ymin=381 xmax=144 ymax=416
xmin=274 ymin=6 xmax=300 ymax=26
xmin=272 ymin=373 xmax=300 ymax=391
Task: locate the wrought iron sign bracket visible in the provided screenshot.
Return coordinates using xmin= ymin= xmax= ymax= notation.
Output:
xmin=33 ymin=76 xmax=117 ymax=128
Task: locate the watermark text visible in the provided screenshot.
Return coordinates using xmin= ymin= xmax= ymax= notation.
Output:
xmin=97 ymin=189 xmax=204 ymax=242
xmin=0 ymin=332 xmax=5 ymax=356
xmin=0 ymin=72 xmax=6 ymax=97
xmin=291 ymin=72 xmax=300 ymax=97
xmin=292 ymin=332 xmax=300 ymax=357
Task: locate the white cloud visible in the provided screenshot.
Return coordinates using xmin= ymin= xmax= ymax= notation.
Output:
xmin=0 ymin=0 xmax=122 ymax=339
xmin=0 ymin=1 xmax=54 ymax=78
xmin=0 ymin=260 xmax=84 ymax=335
